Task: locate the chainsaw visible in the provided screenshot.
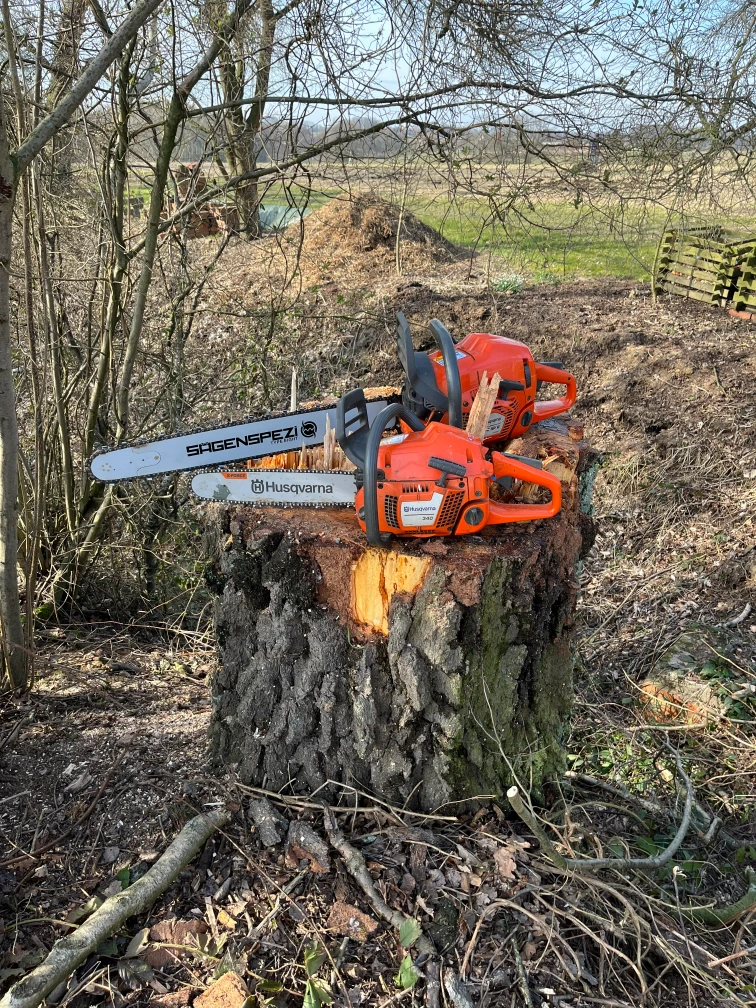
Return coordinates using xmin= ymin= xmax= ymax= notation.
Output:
xmin=397 ymin=311 xmax=576 ymax=443
xmin=88 ymin=394 xmax=393 ymax=482
xmin=192 ymin=333 xmax=562 ymax=544
xmin=191 ymin=396 xmax=561 ymax=544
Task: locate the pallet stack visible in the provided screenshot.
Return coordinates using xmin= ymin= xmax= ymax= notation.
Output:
xmin=655 ymin=227 xmax=756 ymax=316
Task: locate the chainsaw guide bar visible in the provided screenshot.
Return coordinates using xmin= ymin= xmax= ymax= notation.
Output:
xmin=191 ymin=469 xmax=357 ymax=507
xmin=88 ymin=395 xmax=390 ymax=483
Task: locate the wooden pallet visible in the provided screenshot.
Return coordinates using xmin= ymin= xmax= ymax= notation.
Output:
xmin=729 ymin=239 xmax=756 ymax=311
xmin=654 ymin=229 xmax=742 ymax=306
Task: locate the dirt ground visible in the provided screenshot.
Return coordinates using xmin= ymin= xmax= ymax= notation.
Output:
xmin=2 ymin=203 xmax=756 ymax=1007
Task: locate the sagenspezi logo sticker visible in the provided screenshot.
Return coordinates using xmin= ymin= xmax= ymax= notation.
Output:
xmin=186 ymin=422 xmax=304 ymax=457
xmin=401 ymin=491 xmax=444 ymax=526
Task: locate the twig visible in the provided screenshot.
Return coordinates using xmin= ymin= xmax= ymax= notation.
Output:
xmin=377 ymin=988 xmax=414 ymax=1008
xmin=443 ymin=969 xmax=474 ymax=1008
xmin=508 ymin=747 xmax=694 ymax=871
xmin=460 ymin=904 xmax=515 ymax=978
xmin=512 ymin=941 xmax=535 ymax=1008
xmin=425 ymin=960 xmax=441 ymax=1008
xmin=708 ymin=944 xmax=756 ymax=968
xmin=247 ymin=871 xmax=308 ymax=937
xmin=0 ymin=808 xmax=229 ymax=1008
xmin=0 ymin=791 xmax=30 ymax=804
xmin=322 ymin=807 xmax=435 ymax=959
xmin=725 ymin=602 xmax=751 ymax=627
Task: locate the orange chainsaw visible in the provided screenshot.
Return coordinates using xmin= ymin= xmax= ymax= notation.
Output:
xmin=193 ymin=338 xmax=562 ymax=544
xmin=335 ymin=391 xmax=562 ymax=545
xmin=397 ymin=311 xmax=576 ymax=443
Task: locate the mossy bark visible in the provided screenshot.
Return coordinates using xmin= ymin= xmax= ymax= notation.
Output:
xmin=204 ymin=417 xmax=598 ymax=810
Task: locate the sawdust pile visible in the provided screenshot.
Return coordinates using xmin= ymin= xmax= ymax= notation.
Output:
xmin=284 ymin=196 xmax=462 ymax=279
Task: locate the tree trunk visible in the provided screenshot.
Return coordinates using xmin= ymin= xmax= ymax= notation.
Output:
xmin=205 ymin=416 xmax=598 ymax=810
xmin=0 ymin=102 xmax=26 ymax=690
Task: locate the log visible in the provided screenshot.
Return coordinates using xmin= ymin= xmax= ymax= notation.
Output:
xmin=204 ymin=416 xmax=598 ymax=810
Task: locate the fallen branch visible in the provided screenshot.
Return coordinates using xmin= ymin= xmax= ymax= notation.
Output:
xmin=322 ymin=806 xmax=435 ymax=959
xmin=564 ymin=770 xmax=741 ymax=850
xmin=507 ymin=748 xmax=693 ymax=872
xmin=0 ymin=808 xmax=229 ymax=1008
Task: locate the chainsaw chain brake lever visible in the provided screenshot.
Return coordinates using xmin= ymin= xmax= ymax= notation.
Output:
xmin=428 ymin=456 xmax=466 ymax=487
xmin=362 ymin=401 xmax=425 ymax=547
xmin=336 ymin=388 xmax=372 ymax=469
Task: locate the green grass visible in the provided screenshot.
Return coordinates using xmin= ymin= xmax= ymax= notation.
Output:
xmin=124 ymin=164 xmax=756 ymax=283
xmin=407 ymin=196 xmax=660 ymax=281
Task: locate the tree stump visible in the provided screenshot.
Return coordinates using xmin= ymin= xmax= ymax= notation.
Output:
xmin=204 ymin=416 xmax=599 ymax=810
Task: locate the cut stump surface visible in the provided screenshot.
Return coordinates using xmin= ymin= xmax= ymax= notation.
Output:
xmin=204 ymin=415 xmax=598 ymax=810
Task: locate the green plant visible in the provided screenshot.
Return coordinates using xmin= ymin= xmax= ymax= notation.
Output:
xmin=491 ymin=273 xmax=525 ymax=293
xmin=302 ymin=942 xmax=333 ymax=1007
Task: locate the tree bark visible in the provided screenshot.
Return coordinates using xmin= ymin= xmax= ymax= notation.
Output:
xmin=0 ymin=103 xmax=25 ymax=689
xmin=205 ymin=416 xmax=598 ymax=809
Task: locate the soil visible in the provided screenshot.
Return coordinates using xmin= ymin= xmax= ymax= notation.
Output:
xmin=2 ymin=203 xmax=756 ymax=1005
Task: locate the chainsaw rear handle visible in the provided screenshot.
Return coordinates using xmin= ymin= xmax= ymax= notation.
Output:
xmin=428 ymin=319 xmax=463 ymax=429
xmin=532 ymin=362 xmax=577 ymax=423
xmin=487 ymin=452 xmax=562 ymax=523
xmin=363 ymin=402 xmax=425 ymax=547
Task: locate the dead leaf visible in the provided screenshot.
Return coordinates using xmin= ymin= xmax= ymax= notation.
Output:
xmin=521 ymin=941 xmax=538 ymax=960
xmin=100 ymin=846 xmax=120 ymax=865
xmin=63 ymin=770 xmax=92 ymax=793
xmin=217 ymin=909 xmax=237 ymax=931
xmin=145 ymin=917 xmax=208 ymax=968
xmin=493 ymin=847 xmax=517 ymax=880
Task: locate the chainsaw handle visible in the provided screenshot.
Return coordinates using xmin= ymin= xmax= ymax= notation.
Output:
xmin=487 ymin=452 xmax=562 ymax=523
xmin=429 ymin=319 xmax=463 ymax=429
xmin=363 ymin=402 xmax=424 ymax=547
xmin=532 ymin=363 xmax=577 ymax=422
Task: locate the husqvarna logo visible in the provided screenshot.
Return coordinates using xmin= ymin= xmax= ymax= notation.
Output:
xmin=250 ymin=478 xmax=265 ymax=494
xmin=301 ymin=421 xmax=317 ymax=438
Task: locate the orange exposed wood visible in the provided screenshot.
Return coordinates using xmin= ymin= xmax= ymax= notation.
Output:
xmin=350 ymin=548 xmax=432 ymax=634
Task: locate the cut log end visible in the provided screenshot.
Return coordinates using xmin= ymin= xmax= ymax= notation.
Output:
xmin=204 ymin=415 xmax=599 ymax=811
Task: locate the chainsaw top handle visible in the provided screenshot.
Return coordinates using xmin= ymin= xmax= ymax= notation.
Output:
xmin=532 ymin=362 xmax=577 ymax=423
xmin=363 ymin=401 xmax=425 ymax=547
xmin=428 ymin=319 xmax=463 ymax=429
xmin=488 ymin=452 xmax=562 ymax=523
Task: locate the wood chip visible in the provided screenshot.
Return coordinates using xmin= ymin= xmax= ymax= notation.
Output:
xmin=326 ymin=900 xmax=379 ymax=941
